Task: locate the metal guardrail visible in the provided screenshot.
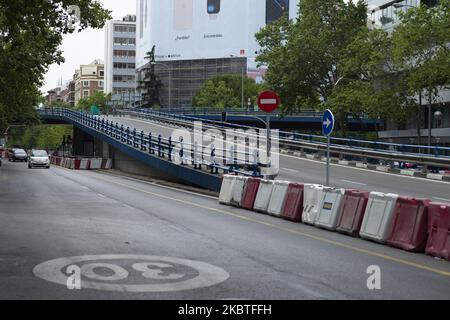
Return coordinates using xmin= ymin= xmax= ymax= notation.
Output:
xmin=39 ymin=108 xmax=264 ymax=178
xmin=118 ymin=108 xmax=450 ymax=170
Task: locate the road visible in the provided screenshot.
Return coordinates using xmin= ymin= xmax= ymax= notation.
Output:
xmin=101 ymin=115 xmax=450 ymax=201
xmin=0 ymin=160 xmax=449 ymax=299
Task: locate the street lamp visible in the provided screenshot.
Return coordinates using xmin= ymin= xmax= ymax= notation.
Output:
xmin=152 ymin=61 xmax=172 ymax=109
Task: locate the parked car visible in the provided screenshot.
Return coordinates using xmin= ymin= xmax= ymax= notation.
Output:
xmin=8 ymin=148 xmax=28 ymax=162
xmin=28 ymin=150 xmax=50 ymax=169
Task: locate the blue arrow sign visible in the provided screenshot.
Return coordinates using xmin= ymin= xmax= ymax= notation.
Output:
xmin=322 ymin=109 xmax=335 ymax=136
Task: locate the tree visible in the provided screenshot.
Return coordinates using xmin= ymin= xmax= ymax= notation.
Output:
xmin=7 ymin=125 xmax=72 ymax=150
xmin=192 ymin=74 xmax=265 ymax=108
xmin=0 ymin=0 xmax=111 ymax=132
xmin=255 ymin=0 xmax=368 ymax=113
xmin=193 ymin=80 xmax=240 ymax=109
xmin=392 ymin=0 xmax=450 ymax=141
xmin=137 ymin=45 xmax=163 ymax=108
xmin=76 ymin=91 xmax=112 ymax=113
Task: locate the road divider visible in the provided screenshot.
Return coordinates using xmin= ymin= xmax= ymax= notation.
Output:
xmin=336 ymin=190 xmax=369 ymax=237
xmin=426 ymin=203 xmax=450 ymax=261
xmin=241 ymin=178 xmax=261 ymax=210
xmin=281 ymin=183 xmax=304 ymax=222
xmin=359 ymin=192 xmax=399 ymax=244
xmin=302 ymin=184 xmax=325 ymax=225
xmin=218 ymin=175 xmax=450 ymax=262
xmin=230 ymin=176 xmax=248 ymax=207
xmin=50 ymin=156 xmax=112 ymax=172
xmin=314 ymin=187 xmax=345 ymax=231
xmin=387 ymin=197 xmax=429 ymax=252
xmin=253 ymin=180 xmax=275 ymax=213
xmin=267 ymin=181 xmax=290 ymax=217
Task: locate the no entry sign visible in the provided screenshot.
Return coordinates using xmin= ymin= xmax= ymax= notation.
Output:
xmin=258 ymin=91 xmax=280 ymax=113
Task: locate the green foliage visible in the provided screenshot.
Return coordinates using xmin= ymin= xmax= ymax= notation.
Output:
xmin=193 ymin=74 xmax=265 ymax=109
xmin=255 ymin=0 xmax=449 ymax=131
xmin=137 ymin=45 xmax=163 ymax=108
xmin=0 ymin=0 xmax=111 ymax=132
xmin=256 ymin=0 xmax=368 ymax=113
xmin=76 ymin=91 xmax=112 ymax=113
xmin=7 ymin=125 xmax=72 ymax=150
xmin=392 ymin=0 xmax=450 ymax=103
xmin=193 ymin=80 xmax=239 ymax=109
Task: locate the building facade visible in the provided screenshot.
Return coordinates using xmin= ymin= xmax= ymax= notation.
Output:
xmin=73 ymin=60 xmax=105 ymax=106
xmin=104 ymin=14 xmax=137 ymax=107
xmin=136 ymin=0 xmax=298 ymax=108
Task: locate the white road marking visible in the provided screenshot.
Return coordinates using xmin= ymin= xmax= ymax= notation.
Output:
xmin=281 ymin=168 xmax=298 ymax=173
xmin=33 ymin=254 xmax=229 ymax=293
xmin=432 ymin=197 xmax=450 ymax=203
xmin=341 ymin=179 xmax=367 ymax=186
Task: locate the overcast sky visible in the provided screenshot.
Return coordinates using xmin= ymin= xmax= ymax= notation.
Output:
xmin=41 ymin=0 xmax=136 ymax=93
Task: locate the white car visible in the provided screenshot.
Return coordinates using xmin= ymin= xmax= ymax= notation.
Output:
xmin=28 ymin=150 xmax=50 ymax=169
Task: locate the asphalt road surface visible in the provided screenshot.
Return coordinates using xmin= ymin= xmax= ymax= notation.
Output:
xmin=102 ymin=115 xmax=450 ymax=201
xmin=0 ymin=160 xmax=449 ymax=299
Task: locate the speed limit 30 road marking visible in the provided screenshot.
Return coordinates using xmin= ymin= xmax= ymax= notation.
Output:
xmin=33 ymin=254 xmax=230 ymax=292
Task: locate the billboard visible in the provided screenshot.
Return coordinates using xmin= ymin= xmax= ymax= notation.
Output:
xmin=136 ymin=0 xmax=298 ymax=69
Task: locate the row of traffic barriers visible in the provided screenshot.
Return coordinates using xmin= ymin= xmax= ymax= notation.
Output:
xmin=50 ymin=156 xmax=113 ymax=170
xmin=219 ymin=175 xmax=450 ymax=261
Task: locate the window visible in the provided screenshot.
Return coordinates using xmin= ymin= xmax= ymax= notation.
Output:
xmin=99 ymin=71 xmax=104 ymax=77
xmin=99 ymin=81 xmax=104 ymax=87
xmin=83 ymin=90 xmax=89 ymax=98
xmin=83 ymin=81 xmax=89 ymax=86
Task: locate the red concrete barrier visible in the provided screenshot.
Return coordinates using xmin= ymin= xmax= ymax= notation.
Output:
xmin=387 ymin=197 xmax=429 ymax=252
xmin=426 ymin=202 xmax=450 ymax=260
xmin=74 ymin=159 xmax=81 ymax=170
xmin=336 ymin=190 xmax=369 ymax=237
xmin=241 ymin=178 xmax=261 ymax=210
xmin=280 ymin=183 xmax=304 ymax=222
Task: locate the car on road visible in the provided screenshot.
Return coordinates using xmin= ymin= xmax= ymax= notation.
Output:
xmin=28 ymin=150 xmax=50 ymax=169
xmin=8 ymin=148 xmax=28 ymax=162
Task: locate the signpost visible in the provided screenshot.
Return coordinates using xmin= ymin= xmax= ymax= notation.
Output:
xmin=257 ymin=90 xmax=280 ymax=163
xmin=322 ymin=109 xmax=335 ymax=186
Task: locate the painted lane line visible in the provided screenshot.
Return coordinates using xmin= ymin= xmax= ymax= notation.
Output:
xmin=341 ymin=179 xmax=367 ymax=186
xmin=432 ymin=197 xmax=450 ymax=203
xmin=83 ymin=173 xmax=450 ymax=277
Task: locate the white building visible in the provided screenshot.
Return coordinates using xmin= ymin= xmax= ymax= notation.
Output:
xmin=136 ymin=0 xmax=299 ymax=107
xmin=104 ymin=14 xmax=137 ymax=106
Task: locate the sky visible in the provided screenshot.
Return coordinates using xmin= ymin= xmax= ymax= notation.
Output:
xmin=41 ymin=0 xmax=136 ymax=93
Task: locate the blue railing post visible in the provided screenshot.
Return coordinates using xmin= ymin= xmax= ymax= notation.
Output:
xmin=126 ymin=127 xmax=131 ymax=145
xmin=158 ymin=134 xmax=162 ymax=157
xmin=149 ymin=133 xmax=153 ymax=154
xmin=210 ymin=145 xmax=218 ymax=174
xmin=252 ymin=149 xmax=259 ymax=177
xmin=179 ymin=137 xmax=184 ymax=165
xmin=168 ymin=137 xmax=173 ymax=161
xmin=141 ymin=130 xmax=145 ymax=151
xmin=133 ymin=128 xmax=137 ymax=147
xmin=120 ymin=125 xmax=125 ymax=142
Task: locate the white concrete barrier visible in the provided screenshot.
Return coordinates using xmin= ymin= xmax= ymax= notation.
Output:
xmin=80 ymin=159 xmax=90 ymax=170
xmin=267 ymin=181 xmax=290 ymax=217
xmin=90 ymin=158 xmax=103 ymax=169
xmin=314 ymin=187 xmax=346 ymax=231
xmin=219 ymin=175 xmax=237 ymax=205
xmin=253 ymin=180 xmax=275 ymax=213
xmin=302 ymin=184 xmax=325 ymax=225
xmin=359 ymin=192 xmax=399 ymax=243
xmin=103 ymin=159 xmax=113 ymax=169
xmin=230 ymin=176 xmax=248 ymax=207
